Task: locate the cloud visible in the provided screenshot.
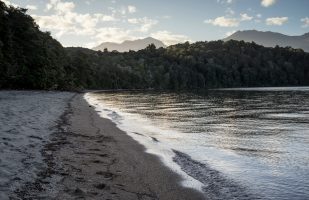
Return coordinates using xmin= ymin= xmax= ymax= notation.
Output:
xmin=2 ymin=0 xmax=19 ymax=7
xmin=204 ymin=16 xmax=239 ymax=27
xmin=97 ymin=14 xmax=117 ymax=22
xmin=128 ymin=5 xmax=136 ymax=13
xmin=240 ymin=13 xmax=253 ymax=21
xmin=217 ymin=0 xmax=233 ymax=4
xmin=266 ymin=17 xmax=288 ymax=26
xmin=26 ymin=5 xmax=38 ymax=10
xmin=261 ymin=0 xmax=276 ymax=7
xmin=128 ymin=17 xmax=158 ymax=32
xmin=225 ymin=8 xmax=235 ymax=15
xmin=33 ymin=0 xmax=119 ymax=39
xmin=205 ymin=13 xmax=254 ymax=28
xmin=119 ymin=7 xmax=126 ymax=15
xmin=46 ymin=0 xmax=75 ymax=13
xmin=301 ymin=17 xmax=309 ymax=28
xmin=32 ymin=0 xmax=160 ymax=47
xmin=85 ymin=42 xmax=97 ymax=48
xmin=94 ymin=27 xmax=135 ymax=43
xmin=150 ymin=31 xmax=191 ymax=46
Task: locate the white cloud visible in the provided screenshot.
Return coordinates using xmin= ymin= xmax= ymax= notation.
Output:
xmin=217 ymin=0 xmax=233 ymax=4
xmin=128 ymin=17 xmax=158 ymax=32
xmin=204 ymin=16 xmax=239 ymax=27
xmin=93 ymin=13 xmax=117 ymax=22
xmin=2 ymin=0 xmax=9 ymax=5
xmin=2 ymin=0 xmax=19 ymax=7
xmin=119 ymin=7 xmax=126 ymax=15
xmin=127 ymin=18 xmax=139 ymax=24
xmin=34 ymin=0 xmax=118 ymax=39
xmin=266 ymin=17 xmax=288 ymax=26
xmin=32 ymin=0 xmax=160 ymax=47
xmin=46 ymin=0 xmax=75 ymax=13
xmin=94 ymin=27 xmax=135 ymax=43
xmin=102 ymin=15 xmax=117 ymax=22
xmin=205 ymin=13 xmax=255 ymax=28
xmin=128 ymin=5 xmax=136 ymax=13
xmin=150 ymin=31 xmax=191 ymax=46
xmin=240 ymin=13 xmax=253 ymax=21
xmin=261 ymin=0 xmax=276 ymax=7
xmin=26 ymin=5 xmax=37 ymax=10
xmin=225 ymin=30 xmax=237 ymax=36
xmin=85 ymin=42 xmax=97 ymax=48
xmin=225 ymin=8 xmax=235 ymax=15
xmin=34 ymin=12 xmax=99 ymax=36
xmin=301 ymin=17 xmax=309 ymax=28
xmin=256 ymin=13 xmax=262 ymax=18
xmin=46 ymin=4 xmax=52 ymax=10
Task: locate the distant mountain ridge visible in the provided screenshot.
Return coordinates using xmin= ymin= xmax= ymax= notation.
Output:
xmin=224 ymin=30 xmax=309 ymax=52
xmin=93 ymin=37 xmax=166 ymax=52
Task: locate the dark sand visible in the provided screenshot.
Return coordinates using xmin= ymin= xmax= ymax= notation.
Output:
xmin=15 ymin=94 xmax=205 ymax=199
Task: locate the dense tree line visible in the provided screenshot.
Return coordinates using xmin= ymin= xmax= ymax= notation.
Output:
xmin=1 ymin=2 xmax=309 ymax=90
xmin=65 ymin=41 xmax=309 ymax=90
xmin=0 ymin=2 xmax=74 ymax=89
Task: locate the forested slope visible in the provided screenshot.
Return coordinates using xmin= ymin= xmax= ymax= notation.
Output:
xmin=67 ymin=41 xmax=309 ymax=89
xmin=0 ymin=2 xmax=74 ymax=89
xmin=1 ymin=2 xmax=308 ymax=90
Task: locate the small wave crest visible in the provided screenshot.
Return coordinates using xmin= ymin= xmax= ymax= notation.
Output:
xmin=107 ymin=111 xmax=123 ymax=123
xmin=173 ymin=150 xmax=260 ymax=200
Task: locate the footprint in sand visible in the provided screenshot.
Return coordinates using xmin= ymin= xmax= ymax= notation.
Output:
xmin=75 ymin=176 xmax=85 ymax=182
xmin=98 ymin=153 xmax=108 ymax=158
xmin=89 ymin=148 xmax=101 ymax=151
xmin=96 ymin=171 xmax=115 ymax=180
xmin=114 ymin=184 xmax=124 ymax=188
xmin=94 ymin=183 xmax=106 ymax=190
xmin=96 ymin=135 xmax=116 ymax=143
xmin=73 ymin=187 xmax=85 ymax=196
xmin=92 ymin=160 xmax=103 ymax=164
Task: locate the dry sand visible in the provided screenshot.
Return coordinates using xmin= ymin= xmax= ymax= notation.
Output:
xmin=14 ymin=94 xmax=205 ymax=199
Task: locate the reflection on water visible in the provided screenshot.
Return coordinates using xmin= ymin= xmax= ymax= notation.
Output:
xmin=90 ymin=87 xmax=309 ymax=199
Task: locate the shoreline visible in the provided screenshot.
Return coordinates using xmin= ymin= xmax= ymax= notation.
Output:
xmin=15 ymin=93 xmax=205 ymax=199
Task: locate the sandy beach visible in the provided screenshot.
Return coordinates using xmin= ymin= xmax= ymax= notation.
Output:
xmin=7 ymin=93 xmax=204 ymax=200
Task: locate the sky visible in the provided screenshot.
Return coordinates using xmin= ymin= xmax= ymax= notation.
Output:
xmin=3 ymin=0 xmax=309 ymax=48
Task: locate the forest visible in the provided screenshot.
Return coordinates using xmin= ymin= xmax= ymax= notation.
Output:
xmin=1 ymin=2 xmax=309 ymax=90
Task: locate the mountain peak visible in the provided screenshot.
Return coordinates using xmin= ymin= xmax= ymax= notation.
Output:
xmin=93 ymin=37 xmax=166 ymax=52
xmin=224 ymin=30 xmax=309 ymax=52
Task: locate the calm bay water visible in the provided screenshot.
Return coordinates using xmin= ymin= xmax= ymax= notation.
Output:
xmin=86 ymin=87 xmax=309 ymax=199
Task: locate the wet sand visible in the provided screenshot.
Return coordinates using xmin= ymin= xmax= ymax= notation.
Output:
xmin=15 ymin=94 xmax=205 ymax=199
